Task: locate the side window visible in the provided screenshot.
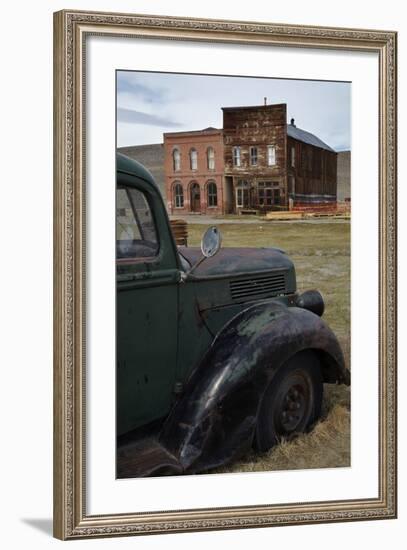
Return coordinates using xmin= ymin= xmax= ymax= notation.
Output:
xmin=116 ymin=187 xmax=158 ymax=260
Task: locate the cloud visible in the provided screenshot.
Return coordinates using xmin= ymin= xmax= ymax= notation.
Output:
xmin=117 ymin=107 xmax=183 ymax=128
xmin=117 ymin=73 xmax=168 ymax=103
xmin=116 ymin=71 xmax=350 ymax=149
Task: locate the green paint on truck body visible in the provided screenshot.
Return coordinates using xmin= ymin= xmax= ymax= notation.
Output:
xmin=116 ymin=154 xmax=311 ymax=437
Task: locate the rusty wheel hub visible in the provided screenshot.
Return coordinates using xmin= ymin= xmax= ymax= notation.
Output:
xmin=279 ymin=385 xmax=307 ymax=432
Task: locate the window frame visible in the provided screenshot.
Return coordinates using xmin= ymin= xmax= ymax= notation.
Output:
xmin=173 ymin=182 xmax=184 ymax=208
xmin=190 ymin=148 xmax=198 ymax=170
xmin=236 ymin=182 xmax=249 ymax=208
xmin=233 ymin=146 xmax=241 ymax=167
xmin=267 ymin=145 xmax=276 ymax=166
xmin=257 ymin=181 xmax=273 ymax=206
xmin=172 ymin=148 xmax=181 ymax=171
xmin=116 ymin=185 xmax=160 ymax=264
xmin=250 ymin=146 xmax=258 ymax=166
xmin=207 ymin=146 xmax=215 ymax=170
xmin=207 ymin=180 xmax=218 ymax=207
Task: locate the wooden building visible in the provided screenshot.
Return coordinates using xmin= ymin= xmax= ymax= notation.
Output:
xmin=223 ymin=103 xmax=337 ymax=214
xmin=286 ymin=119 xmax=337 ymax=211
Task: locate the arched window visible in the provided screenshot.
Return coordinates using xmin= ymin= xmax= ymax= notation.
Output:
xmin=207 ymin=181 xmax=218 ymax=207
xmin=190 ymin=148 xmax=198 ymax=170
xmin=173 ymin=182 xmax=184 ymax=208
xmin=173 ymin=148 xmax=181 ymax=171
xmin=207 ymin=147 xmax=215 ymax=170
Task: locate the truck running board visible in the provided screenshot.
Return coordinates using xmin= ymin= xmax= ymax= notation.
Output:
xmin=117 ymin=437 xmax=183 ymax=478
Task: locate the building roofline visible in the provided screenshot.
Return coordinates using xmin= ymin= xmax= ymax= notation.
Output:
xmin=117 ymin=143 xmax=163 ymax=150
xmin=287 ymin=124 xmax=336 ymax=152
xmin=164 ymin=128 xmax=222 ymax=138
xmin=222 ymin=103 xmax=287 ymax=111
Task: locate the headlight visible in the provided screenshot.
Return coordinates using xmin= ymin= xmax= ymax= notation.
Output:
xmin=296 ymin=290 xmax=325 ymax=317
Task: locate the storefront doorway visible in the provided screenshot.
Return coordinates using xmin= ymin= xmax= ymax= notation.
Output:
xmin=190 ymin=183 xmax=201 ymax=212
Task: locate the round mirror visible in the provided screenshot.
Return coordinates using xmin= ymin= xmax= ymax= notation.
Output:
xmin=201 ymin=226 xmax=222 ymax=258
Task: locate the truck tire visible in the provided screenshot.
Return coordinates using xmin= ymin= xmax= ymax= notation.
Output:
xmin=255 ymin=350 xmax=323 ymax=452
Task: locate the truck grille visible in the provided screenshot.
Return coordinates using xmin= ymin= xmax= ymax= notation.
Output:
xmin=230 ymin=273 xmax=286 ymax=301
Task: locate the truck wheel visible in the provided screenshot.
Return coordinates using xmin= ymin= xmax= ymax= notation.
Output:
xmin=255 ymin=350 xmax=323 ymax=452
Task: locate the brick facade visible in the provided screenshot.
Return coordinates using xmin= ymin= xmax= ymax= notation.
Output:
xmin=164 ymin=128 xmax=225 ymax=215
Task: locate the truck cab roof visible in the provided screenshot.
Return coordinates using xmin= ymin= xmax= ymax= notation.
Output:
xmin=117 ymin=152 xmax=160 ymax=192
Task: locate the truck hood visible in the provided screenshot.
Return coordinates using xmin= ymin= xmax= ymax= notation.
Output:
xmin=179 ymin=247 xmax=293 ymax=278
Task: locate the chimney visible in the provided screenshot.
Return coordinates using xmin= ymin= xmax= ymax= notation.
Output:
xmin=264 ymin=97 xmax=267 ymax=106
xmin=290 ymin=118 xmax=296 ymax=126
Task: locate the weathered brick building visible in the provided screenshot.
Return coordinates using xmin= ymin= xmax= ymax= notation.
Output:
xmin=164 ymin=102 xmax=338 ymax=215
xmin=164 ymin=128 xmax=224 ymax=215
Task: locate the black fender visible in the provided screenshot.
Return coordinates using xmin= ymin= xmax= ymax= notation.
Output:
xmin=160 ymin=301 xmax=349 ymax=474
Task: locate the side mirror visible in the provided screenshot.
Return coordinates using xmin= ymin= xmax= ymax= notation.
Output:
xmin=201 ymin=226 xmax=222 ymax=258
xmin=187 ymin=226 xmax=222 ymax=276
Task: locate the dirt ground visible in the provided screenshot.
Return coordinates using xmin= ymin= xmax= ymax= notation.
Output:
xmin=186 ymin=220 xmax=351 ymax=474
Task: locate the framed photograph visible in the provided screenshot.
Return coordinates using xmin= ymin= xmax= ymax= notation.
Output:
xmin=53 ymin=9 xmax=397 ymax=540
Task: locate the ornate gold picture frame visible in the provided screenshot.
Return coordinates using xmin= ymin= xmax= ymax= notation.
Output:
xmin=53 ymin=9 xmax=397 ymax=540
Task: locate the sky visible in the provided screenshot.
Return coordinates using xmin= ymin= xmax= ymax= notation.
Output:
xmin=117 ymin=71 xmax=351 ymax=151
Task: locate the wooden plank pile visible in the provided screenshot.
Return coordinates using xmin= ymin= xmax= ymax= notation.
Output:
xmin=265 ymin=211 xmax=305 ymax=220
xmin=170 ymin=219 xmax=188 ymax=246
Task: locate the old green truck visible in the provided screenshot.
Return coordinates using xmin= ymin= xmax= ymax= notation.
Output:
xmin=116 ymin=153 xmax=350 ymax=477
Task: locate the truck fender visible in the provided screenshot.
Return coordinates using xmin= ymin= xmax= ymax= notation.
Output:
xmin=160 ymin=301 xmax=349 ymax=474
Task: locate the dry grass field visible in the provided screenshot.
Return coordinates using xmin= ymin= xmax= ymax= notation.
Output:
xmin=187 ymin=220 xmax=351 ymax=473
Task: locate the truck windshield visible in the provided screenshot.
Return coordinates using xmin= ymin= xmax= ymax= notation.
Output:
xmin=116 ymin=186 xmax=158 ymax=260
